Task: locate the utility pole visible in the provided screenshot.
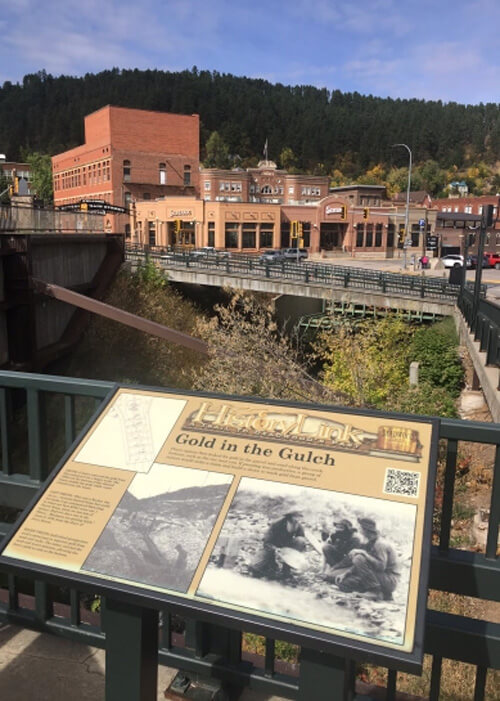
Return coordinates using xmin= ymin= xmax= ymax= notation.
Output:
xmin=392 ymin=143 xmax=412 ymax=270
xmin=472 ymin=204 xmax=494 ymax=320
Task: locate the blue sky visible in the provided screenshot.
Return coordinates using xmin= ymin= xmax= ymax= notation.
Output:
xmin=1 ymin=0 xmax=499 ymax=104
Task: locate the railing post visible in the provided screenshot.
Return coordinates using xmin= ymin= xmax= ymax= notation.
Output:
xmin=297 ymin=648 xmax=354 ymax=700
xmin=105 ymin=598 xmax=158 ymax=701
xmin=27 ymin=388 xmax=48 ymax=482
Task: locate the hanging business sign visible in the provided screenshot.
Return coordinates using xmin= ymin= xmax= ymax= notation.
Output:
xmin=0 ymin=387 xmax=438 ymax=671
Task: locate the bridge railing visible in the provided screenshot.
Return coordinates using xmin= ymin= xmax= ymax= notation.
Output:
xmin=458 ymin=286 xmax=500 ymax=386
xmin=1 ymin=371 xmax=499 ymax=699
xmin=125 ymin=245 xmax=484 ymax=303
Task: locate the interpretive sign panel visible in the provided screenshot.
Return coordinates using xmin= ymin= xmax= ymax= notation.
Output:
xmin=0 ymin=387 xmax=438 ymax=670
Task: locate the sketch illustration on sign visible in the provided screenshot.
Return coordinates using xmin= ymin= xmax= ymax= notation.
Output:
xmin=83 ymin=464 xmax=233 ymax=592
xmin=75 ymin=392 xmax=187 ymax=472
xmin=197 ymin=478 xmax=416 ymax=645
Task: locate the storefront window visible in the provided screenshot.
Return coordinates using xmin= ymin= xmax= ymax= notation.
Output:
xmin=208 ymin=222 xmax=215 ymax=247
xmin=242 ymin=223 xmax=257 ymax=248
xmin=280 ymin=222 xmax=290 ymax=248
xmin=387 ymin=224 xmax=395 ymax=248
xmin=365 ymin=224 xmax=373 ymax=247
xmin=302 ymin=223 xmax=311 ymax=248
xmin=259 ymin=224 xmax=274 ymax=248
xmin=356 ymin=228 xmax=363 ymax=248
xmin=375 ymin=223 xmax=382 ymax=247
xmin=225 ymin=223 xmax=239 ymax=248
xmin=148 ymin=221 xmax=156 ymax=247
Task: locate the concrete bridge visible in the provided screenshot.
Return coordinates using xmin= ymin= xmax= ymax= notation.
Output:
xmin=128 ymin=249 xmax=461 ymax=319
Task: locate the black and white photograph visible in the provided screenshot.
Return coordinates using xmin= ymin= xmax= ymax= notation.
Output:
xmin=82 ymin=464 xmax=233 ymax=593
xmin=197 ymin=478 xmax=417 ymax=646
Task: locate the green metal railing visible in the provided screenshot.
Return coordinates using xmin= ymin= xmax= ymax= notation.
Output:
xmin=0 ymin=371 xmax=499 ymax=699
xmin=126 ymin=245 xmax=485 ymax=305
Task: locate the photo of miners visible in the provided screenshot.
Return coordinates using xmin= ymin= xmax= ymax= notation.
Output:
xmin=197 ymin=478 xmax=416 ymax=646
xmin=83 ymin=464 xmax=233 ymax=593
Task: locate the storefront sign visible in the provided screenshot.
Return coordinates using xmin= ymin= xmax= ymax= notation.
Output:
xmin=325 ymin=206 xmax=344 ymax=215
xmin=169 ymin=209 xmax=194 ymax=218
xmin=0 ymin=388 xmax=437 ymax=671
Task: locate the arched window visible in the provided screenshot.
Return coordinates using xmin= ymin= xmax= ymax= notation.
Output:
xmin=183 ymin=165 xmax=191 ymax=186
xmin=159 ymin=163 xmax=166 ymax=185
xmin=123 ymin=160 xmax=131 ymax=182
xmin=261 ymin=185 xmax=272 ymax=194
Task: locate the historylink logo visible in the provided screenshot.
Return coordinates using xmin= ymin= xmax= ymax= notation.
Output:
xmin=182 ymin=402 xmax=422 ymax=461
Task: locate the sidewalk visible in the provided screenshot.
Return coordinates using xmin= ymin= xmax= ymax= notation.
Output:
xmin=0 ymin=622 xmax=285 ymax=701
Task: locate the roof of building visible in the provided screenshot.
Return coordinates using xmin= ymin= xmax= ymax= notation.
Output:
xmin=436 ymin=211 xmax=481 ymax=221
xmin=393 ymin=190 xmax=430 ymax=203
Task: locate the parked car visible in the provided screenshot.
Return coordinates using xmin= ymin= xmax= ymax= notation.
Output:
xmin=483 ymin=252 xmax=500 ymax=269
xmin=282 ymin=247 xmax=308 ymax=261
xmin=440 ymin=254 xmax=471 ymax=268
xmin=469 ymin=254 xmax=489 ymax=269
xmin=259 ymin=249 xmax=285 ymax=263
xmin=191 ymin=246 xmax=230 ymax=259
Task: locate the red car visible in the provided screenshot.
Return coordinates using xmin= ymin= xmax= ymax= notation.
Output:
xmin=483 ymin=252 xmax=500 ymax=269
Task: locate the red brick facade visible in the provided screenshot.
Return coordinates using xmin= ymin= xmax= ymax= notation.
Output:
xmin=52 ymin=106 xmax=200 ymax=231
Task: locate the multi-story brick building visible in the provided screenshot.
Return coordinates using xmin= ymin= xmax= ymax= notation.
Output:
xmin=201 ymin=160 xmax=329 ymax=205
xmin=52 ymin=106 xmax=200 ymax=232
xmin=431 ymin=195 xmax=500 ymax=254
xmin=132 ymin=184 xmax=438 ymax=258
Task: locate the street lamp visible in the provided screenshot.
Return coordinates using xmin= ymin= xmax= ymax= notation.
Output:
xmin=392 ymin=143 xmax=412 ymax=270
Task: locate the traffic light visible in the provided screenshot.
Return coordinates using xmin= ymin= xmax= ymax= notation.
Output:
xmin=340 ymin=205 xmax=347 ymax=220
xmin=80 ymin=202 xmax=88 ymax=212
xmin=363 ymin=207 xmax=369 ymax=220
xmin=13 ymin=176 xmax=19 ymax=194
xmin=174 ymin=219 xmax=182 ymax=233
xmin=291 ymin=220 xmax=298 ymax=239
xmin=399 ymin=227 xmax=405 ymax=243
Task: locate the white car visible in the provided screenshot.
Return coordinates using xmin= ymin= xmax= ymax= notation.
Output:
xmin=191 ymin=247 xmax=230 ymax=259
xmin=440 ymin=254 xmax=470 ymax=269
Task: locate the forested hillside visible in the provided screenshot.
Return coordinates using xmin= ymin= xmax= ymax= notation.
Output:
xmin=1 ymin=67 xmax=499 ymax=177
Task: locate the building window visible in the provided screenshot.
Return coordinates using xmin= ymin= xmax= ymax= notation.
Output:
xmin=261 ymin=185 xmax=272 ymax=194
xmin=259 ymin=224 xmax=274 ymax=248
xmin=125 ymin=224 xmax=131 ymax=239
xmin=148 ymin=221 xmax=156 ymax=247
xmin=465 ymin=206 xmax=472 ymax=213
xmin=242 ymin=223 xmax=257 ymax=248
xmin=225 ymin=223 xmax=239 ymax=248
xmin=207 ymin=222 xmax=215 ymax=247
xmin=184 ymin=165 xmax=191 ymax=186
xmin=302 ymin=222 xmax=311 ymax=247
xmin=124 ymin=192 xmax=132 ymax=209
xmin=375 ymin=224 xmax=382 ymax=247
xmin=288 ymin=186 xmax=294 ymax=195
xmin=387 ymin=223 xmax=395 ymax=248
xmin=365 ymin=224 xmax=373 ymax=247
xmin=356 ymin=228 xmax=363 ymax=248
xmin=143 ymin=193 xmax=151 ymax=200
xmin=204 ymin=181 xmax=211 ymax=191
xmin=123 ymin=160 xmax=131 ymax=182
xmin=159 ymin=163 xmax=166 ymax=185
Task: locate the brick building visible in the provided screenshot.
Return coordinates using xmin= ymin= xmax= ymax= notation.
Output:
xmin=52 ymin=106 xmax=200 ymax=232
xmin=201 ymin=160 xmax=328 ymax=205
xmin=431 ymin=195 xmax=500 ymax=255
xmin=132 ymin=185 xmax=438 ymax=258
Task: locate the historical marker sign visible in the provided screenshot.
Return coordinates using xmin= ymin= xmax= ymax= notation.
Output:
xmin=0 ymin=387 xmax=438 ymax=671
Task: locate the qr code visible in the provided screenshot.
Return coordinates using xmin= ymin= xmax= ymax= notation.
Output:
xmin=384 ymin=468 xmax=420 ymax=498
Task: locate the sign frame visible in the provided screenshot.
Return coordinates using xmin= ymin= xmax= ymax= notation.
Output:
xmin=0 ymin=385 xmax=439 ymax=673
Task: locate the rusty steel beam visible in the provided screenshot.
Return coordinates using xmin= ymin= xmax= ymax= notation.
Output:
xmin=32 ymin=278 xmax=208 ymax=355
